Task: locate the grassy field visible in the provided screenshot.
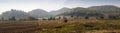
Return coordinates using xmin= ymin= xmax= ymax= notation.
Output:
xmin=0 ymin=19 xmax=120 ymax=33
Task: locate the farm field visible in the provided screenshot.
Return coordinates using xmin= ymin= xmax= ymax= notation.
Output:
xmin=0 ymin=19 xmax=120 ymax=33
xmin=0 ymin=0 xmax=120 ymax=33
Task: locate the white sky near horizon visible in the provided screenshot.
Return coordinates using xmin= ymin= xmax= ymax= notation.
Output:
xmin=0 ymin=0 xmax=120 ymax=14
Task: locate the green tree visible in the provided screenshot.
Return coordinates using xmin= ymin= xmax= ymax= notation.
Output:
xmin=9 ymin=17 xmax=16 ymax=21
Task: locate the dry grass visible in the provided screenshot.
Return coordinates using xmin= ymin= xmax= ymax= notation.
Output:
xmin=0 ymin=19 xmax=120 ymax=33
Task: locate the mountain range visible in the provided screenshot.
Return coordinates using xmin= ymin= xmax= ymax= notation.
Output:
xmin=49 ymin=7 xmax=70 ymax=16
xmin=60 ymin=5 xmax=120 ymax=17
xmin=0 ymin=5 xmax=120 ymax=20
xmin=28 ymin=9 xmax=51 ymax=18
xmin=0 ymin=9 xmax=31 ymax=20
xmin=88 ymin=5 xmax=120 ymax=13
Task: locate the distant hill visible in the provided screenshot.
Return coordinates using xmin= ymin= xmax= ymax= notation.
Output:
xmin=60 ymin=7 xmax=103 ymax=17
xmin=59 ymin=5 xmax=120 ymax=17
xmin=28 ymin=9 xmax=51 ymax=18
xmin=50 ymin=7 xmax=70 ymax=16
xmin=88 ymin=5 xmax=120 ymax=13
xmin=0 ymin=9 xmax=32 ymax=20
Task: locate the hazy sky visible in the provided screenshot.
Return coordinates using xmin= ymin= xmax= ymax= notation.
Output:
xmin=0 ymin=0 xmax=120 ymax=14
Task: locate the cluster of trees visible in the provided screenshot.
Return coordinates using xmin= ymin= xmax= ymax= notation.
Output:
xmin=79 ymin=14 xmax=120 ymax=20
xmin=97 ymin=14 xmax=120 ymax=19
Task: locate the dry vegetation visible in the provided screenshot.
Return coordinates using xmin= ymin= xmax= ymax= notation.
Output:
xmin=0 ymin=19 xmax=120 ymax=33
